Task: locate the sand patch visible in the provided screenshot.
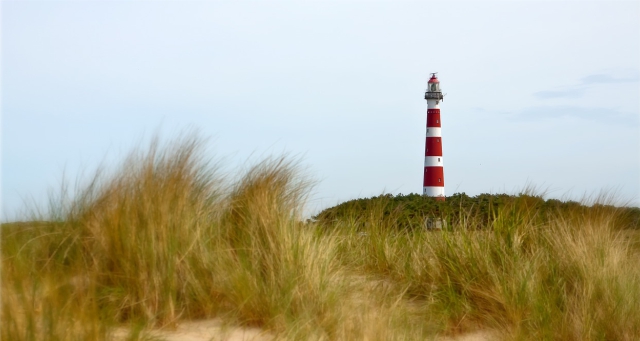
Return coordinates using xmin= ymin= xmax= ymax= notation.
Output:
xmin=111 ymin=319 xmax=496 ymax=341
xmin=112 ymin=319 xmax=272 ymax=341
xmin=438 ymin=330 xmax=497 ymax=341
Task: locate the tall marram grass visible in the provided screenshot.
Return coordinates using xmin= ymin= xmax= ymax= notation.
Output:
xmin=336 ymin=194 xmax=640 ymax=339
xmin=2 ymin=134 xmax=356 ymax=340
xmin=3 ymin=133 xmax=640 ymax=340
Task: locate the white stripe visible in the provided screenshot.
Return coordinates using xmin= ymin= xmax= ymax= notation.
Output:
xmin=423 ymin=186 xmax=445 ymax=197
xmin=426 ymin=100 xmax=440 ymax=109
xmin=424 ymin=156 xmax=443 ymax=167
xmin=426 ymin=127 xmax=441 ymax=137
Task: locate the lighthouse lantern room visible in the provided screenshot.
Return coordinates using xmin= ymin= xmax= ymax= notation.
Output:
xmin=423 ymin=73 xmax=445 ymax=200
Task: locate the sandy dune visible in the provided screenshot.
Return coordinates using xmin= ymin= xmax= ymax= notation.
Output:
xmin=113 ymin=319 xmax=494 ymax=341
xmin=112 ymin=319 xmax=271 ymax=341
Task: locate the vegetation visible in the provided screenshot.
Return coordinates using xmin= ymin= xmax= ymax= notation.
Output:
xmin=3 ymin=133 xmax=640 ymax=340
xmin=313 ymin=192 xmax=640 ymax=231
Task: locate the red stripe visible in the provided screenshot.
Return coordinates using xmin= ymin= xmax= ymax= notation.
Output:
xmin=423 ymin=167 xmax=445 ymax=187
xmin=424 ymin=137 xmax=443 ymax=156
xmin=426 ymin=112 xmax=441 ymax=127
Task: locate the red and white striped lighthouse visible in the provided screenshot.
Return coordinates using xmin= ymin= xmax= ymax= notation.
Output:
xmin=423 ymin=73 xmax=445 ymax=200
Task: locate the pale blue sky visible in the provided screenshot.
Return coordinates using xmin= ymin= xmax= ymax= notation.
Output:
xmin=2 ymin=1 xmax=639 ymax=220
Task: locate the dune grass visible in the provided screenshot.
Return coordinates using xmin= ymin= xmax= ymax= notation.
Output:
xmin=2 ymin=133 xmax=639 ymax=340
xmin=333 ymin=193 xmax=640 ymax=339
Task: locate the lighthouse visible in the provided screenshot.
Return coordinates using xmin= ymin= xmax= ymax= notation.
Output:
xmin=423 ymin=73 xmax=445 ymax=200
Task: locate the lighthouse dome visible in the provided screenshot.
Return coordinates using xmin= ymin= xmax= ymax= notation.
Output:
xmin=427 ymin=73 xmax=441 ymax=92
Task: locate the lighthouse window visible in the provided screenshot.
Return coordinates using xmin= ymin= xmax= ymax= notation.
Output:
xmin=427 ymin=129 xmax=429 ymax=132
xmin=436 ymin=119 xmax=439 ymax=123
xmin=437 ymin=138 xmax=440 ymax=142
xmin=438 ymin=158 xmax=440 ymax=162
xmin=438 ymin=178 xmax=441 ymax=183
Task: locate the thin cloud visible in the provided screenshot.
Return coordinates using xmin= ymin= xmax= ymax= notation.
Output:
xmin=534 ymin=71 xmax=639 ymax=100
xmin=513 ymin=105 xmax=639 ymax=126
xmin=581 ymin=73 xmax=640 ymax=84
xmin=533 ymin=88 xmax=586 ymax=99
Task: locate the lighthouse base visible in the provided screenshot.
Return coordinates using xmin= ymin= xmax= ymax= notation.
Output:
xmin=423 ymin=186 xmax=445 ymax=200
